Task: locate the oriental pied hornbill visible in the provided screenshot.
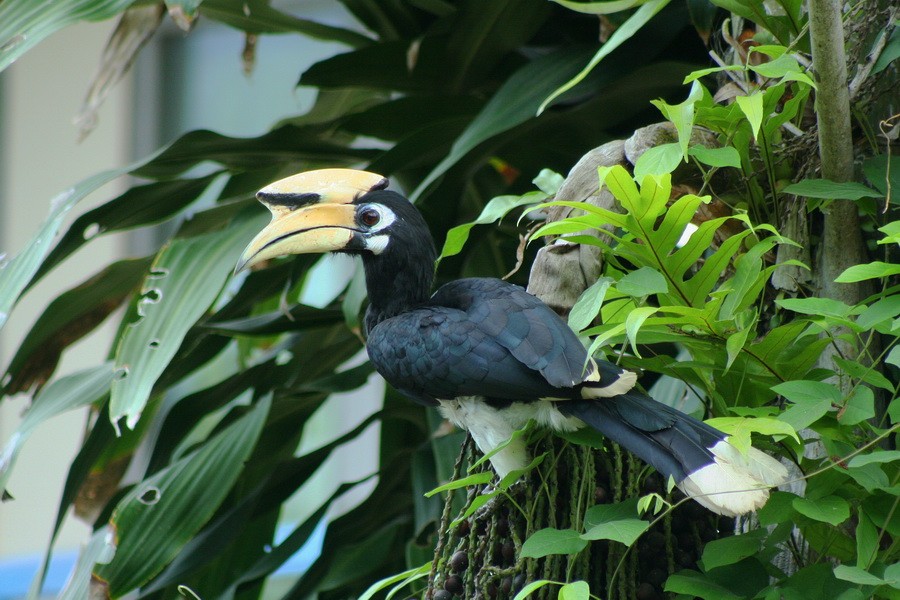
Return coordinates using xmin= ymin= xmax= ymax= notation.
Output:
xmin=236 ymin=168 xmax=788 ymax=516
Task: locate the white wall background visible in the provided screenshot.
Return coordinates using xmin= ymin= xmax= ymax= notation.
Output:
xmin=0 ymin=20 xmax=131 ymax=561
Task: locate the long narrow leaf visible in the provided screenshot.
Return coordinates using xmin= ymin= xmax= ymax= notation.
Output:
xmin=93 ymin=396 xmax=271 ymax=597
xmin=0 ymin=0 xmax=134 ymax=74
xmin=109 ymin=213 xmax=266 ymax=429
xmin=538 ymin=0 xmax=671 ymax=113
xmin=0 ymin=364 xmax=114 ymax=493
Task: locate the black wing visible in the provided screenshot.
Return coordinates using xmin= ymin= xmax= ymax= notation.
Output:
xmin=431 ymin=278 xmax=591 ymax=388
xmin=366 ymin=278 xmax=604 ymax=406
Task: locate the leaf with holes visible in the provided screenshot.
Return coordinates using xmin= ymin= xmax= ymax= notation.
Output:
xmin=109 ymin=213 xmax=266 ymax=430
xmin=93 ymin=396 xmax=269 ymax=597
xmin=2 ymin=258 xmax=150 ymax=395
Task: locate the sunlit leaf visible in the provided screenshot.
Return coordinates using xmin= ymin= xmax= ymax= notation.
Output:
xmin=633 ymin=142 xmax=682 ymax=182
xmin=735 ymin=93 xmax=764 ymax=140
xmin=581 ymin=518 xmax=650 ymax=546
xmin=440 ymin=192 xmax=546 ymax=260
xmin=835 ymin=261 xmax=900 ymax=283
xmin=689 ymin=144 xmax=742 ymax=168
xmin=559 ymin=580 xmax=591 ymax=600
xmin=569 ymin=277 xmax=615 ymax=332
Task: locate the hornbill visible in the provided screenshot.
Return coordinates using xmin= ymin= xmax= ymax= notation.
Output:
xmin=236 ymin=168 xmax=788 ymax=516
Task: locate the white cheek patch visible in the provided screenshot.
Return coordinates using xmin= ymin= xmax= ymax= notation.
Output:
xmin=365 ymin=205 xmax=397 ymax=233
xmin=365 ymin=234 xmax=390 ymax=254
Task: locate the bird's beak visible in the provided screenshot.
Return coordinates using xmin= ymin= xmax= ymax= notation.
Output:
xmin=235 ymin=168 xmax=388 ymax=273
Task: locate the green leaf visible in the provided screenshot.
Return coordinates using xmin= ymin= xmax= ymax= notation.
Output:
xmin=633 ymin=142 xmax=683 ymax=182
xmin=782 ymin=179 xmax=883 ymax=200
xmin=844 ymin=462 xmax=888 ymax=493
xmin=549 ymin=0 xmax=644 ymax=14
xmin=559 ymin=580 xmax=591 ymax=600
xmin=201 ymin=0 xmax=371 ymax=45
xmin=0 ymin=168 xmax=127 ymax=333
xmin=855 ymin=510 xmax=878 ymax=569
xmin=521 ymin=528 xmax=589 ymax=558
xmin=835 ymin=261 xmax=900 ymax=283
xmin=2 ymin=258 xmax=150 ymax=395
xmin=700 ymin=531 xmax=764 ymax=571
xmin=617 ymin=266 xmax=669 ymax=297
xmin=705 ymin=416 xmax=800 ymax=444
xmin=110 ymin=213 xmax=266 ymax=430
xmin=757 ymin=491 xmax=799 ymax=526
xmin=689 ymin=145 xmax=742 ymax=168
xmin=0 ymin=0 xmax=135 ymax=74
xmin=412 ymin=46 xmax=594 ymax=200
xmin=833 ymin=565 xmax=884 ymax=586
xmin=624 ymin=306 xmax=658 ymax=357
xmin=776 ymin=297 xmax=854 ymax=318
xmin=772 ymin=380 xmax=838 ymax=430
xmin=651 ymin=80 xmax=704 ymax=159
xmin=856 ymin=295 xmax=900 ymax=329
xmin=581 ymin=518 xmax=649 ymax=546
xmin=423 ymin=472 xmax=494 ymax=497
xmin=872 ymin=23 xmax=900 ymax=74
xmin=440 ymin=191 xmax=545 ymax=260
xmin=839 ymin=386 xmax=875 ymax=425
xmin=0 ymin=364 xmax=113 ymax=493
xmin=569 ymin=277 xmax=615 ymax=332
xmin=513 ymin=579 xmax=558 ymax=600
xmin=792 ymin=495 xmax=850 ymax=525
xmin=93 ymin=396 xmax=270 ymax=596
xmin=884 ymin=562 xmax=900 ymax=588
xmin=57 ymin=526 xmax=116 ymax=600
xmin=735 ymin=93 xmax=764 ymax=140
xmin=848 ymin=450 xmax=900 ymax=468
xmin=538 ymin=0 xmax=672 ymax=112
xmin=665 ymin=570 xmax=742 ymax=600
xmin=358 ymin=563 xmax=432 ymax=600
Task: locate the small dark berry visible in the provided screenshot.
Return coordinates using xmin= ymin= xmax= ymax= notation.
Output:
xmin=432 ymin=591 xmax=453 ymax=600
xmin=594 ymin=486 xmax=608 ymax=504
xmin=443 ymin=575 xmax=464 ymax=596
xmin=456 ymin=520 xmax=471 ymax=537
xmin=501 ymin=541 xmax=515 ymax=563
xmin=500 ymin=577 xmax=513 ymax=596
xmin=677 ymin=550 xmax=694 ymax=567
xmin=636 ymin=582 xmax=656 ymax=600
xmin=496 ymin=516 xmax=510 ymax=536
xmin=512 ymin=574 xmax=527 ymax=592
xmin=450 ymin=550 xmax=468 ymax=573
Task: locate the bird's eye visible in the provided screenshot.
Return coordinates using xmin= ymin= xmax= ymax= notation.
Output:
xmin=360 ymin=207 xmax=381 ymax=227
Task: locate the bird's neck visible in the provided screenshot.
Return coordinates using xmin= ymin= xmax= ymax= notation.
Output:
xmin=362 ymin=248 xmax=435 ymax=332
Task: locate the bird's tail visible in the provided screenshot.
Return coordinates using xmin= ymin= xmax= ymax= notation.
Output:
xmin=558 ymin=392 xmax=788 ymax=516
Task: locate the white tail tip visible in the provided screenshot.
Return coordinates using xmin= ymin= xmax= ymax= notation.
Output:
xmin=679 ymin=439 xmax=789 ymax=516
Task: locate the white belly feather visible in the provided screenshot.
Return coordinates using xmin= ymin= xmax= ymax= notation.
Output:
xmin=437 ymin=397 xmax=582 ymax=478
